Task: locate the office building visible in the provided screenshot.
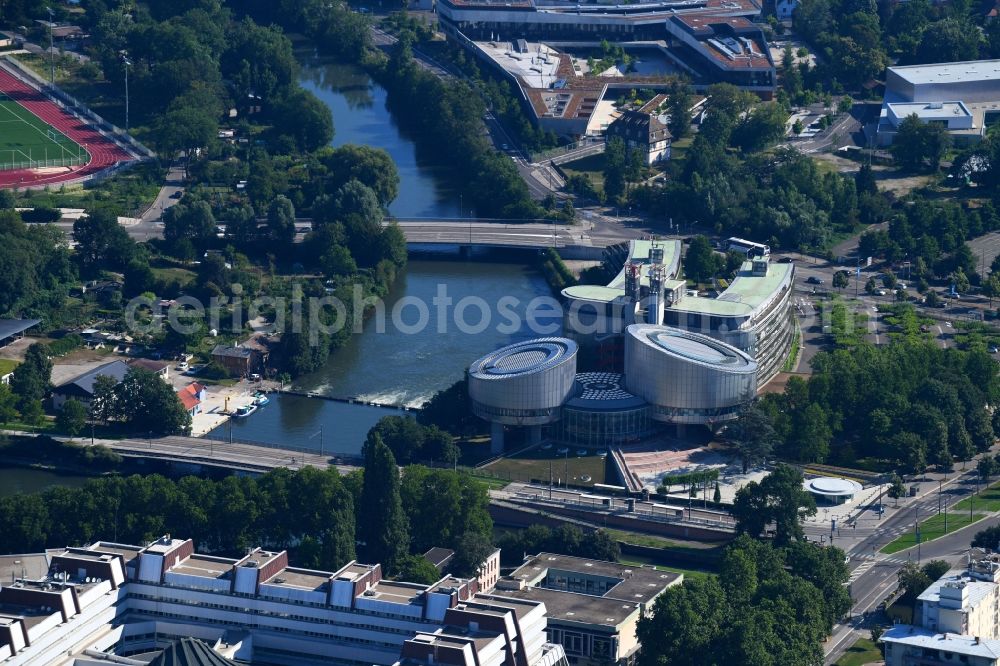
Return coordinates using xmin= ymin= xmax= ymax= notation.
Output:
xmin=0 ymin=536 xmax=567 ymax=666
xmin=496 ymin=553 xmax=681 ymax=666
xmin=562 ymin=239 xmax=795 ymax=387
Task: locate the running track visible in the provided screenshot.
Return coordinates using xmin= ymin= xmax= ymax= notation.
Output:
xmin=0 ymin=66 xmax=136 ymax=189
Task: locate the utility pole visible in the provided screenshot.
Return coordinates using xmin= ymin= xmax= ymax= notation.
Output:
xmin=46 ymin=7 xmax=54 ymax=84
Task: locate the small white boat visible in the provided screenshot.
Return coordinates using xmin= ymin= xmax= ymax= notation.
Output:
xmin=253 ymin=392 xmax=270 ymax=407
xmin=234 ymin=403 xmax=257 ymax=418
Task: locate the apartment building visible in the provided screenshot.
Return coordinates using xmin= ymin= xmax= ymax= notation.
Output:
xmin=882 ymin=554 xmax=1000 ymax=666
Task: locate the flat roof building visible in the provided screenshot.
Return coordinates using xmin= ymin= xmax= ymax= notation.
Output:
xmin=497 ymin=553 xmax=681 ymax=666
xmin=0 ymin=536 xmax=568 ymax=666
xmin=878 ymin=60 xmax=1000 ymax=146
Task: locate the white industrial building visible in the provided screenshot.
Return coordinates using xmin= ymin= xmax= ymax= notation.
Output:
xmin=877 ymin=60 xmax=1000 ymax=146
xmin=0 ymin=536 xmax=567 ymax=666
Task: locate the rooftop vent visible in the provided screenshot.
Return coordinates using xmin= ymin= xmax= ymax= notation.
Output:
xmin=246 ymin=560 xmax=259 ymax=567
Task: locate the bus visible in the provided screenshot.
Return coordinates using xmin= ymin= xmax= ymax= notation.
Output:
xmin=726 ymin=237 xmax=770 ymax=258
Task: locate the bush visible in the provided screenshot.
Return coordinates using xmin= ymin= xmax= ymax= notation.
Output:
xmin=19 ymin=207 xmax=61 ymax=223
xmin=47 ymin=334 xmax=82 ymax=357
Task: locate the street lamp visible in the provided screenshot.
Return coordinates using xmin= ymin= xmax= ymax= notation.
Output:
xmin=309 ymin=425 xmax=324 ymax=457
xmin=46 ymin=7 xmax=54 ymax=84
xmin=121 ymin=53 xmax=132 ymax=133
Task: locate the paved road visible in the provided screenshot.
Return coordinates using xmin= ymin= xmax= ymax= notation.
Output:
xmin=75 ymin=433 xmax=358 ymax=474
xmin=127 ymin=164 xmax=186 ymax=241
xmin=397 ymin=219 xmax=628 ymax=248
xmin=822 ymin=465 xmax=993 ymax=663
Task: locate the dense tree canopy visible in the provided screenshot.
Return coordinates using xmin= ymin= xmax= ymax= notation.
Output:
xmin=637 ymin=536 xmax=845 ymax=666
xmin=759 ymin=340 xmax=998 ymax=471
xmin=358 ymin=433 xmax=410 ymax=574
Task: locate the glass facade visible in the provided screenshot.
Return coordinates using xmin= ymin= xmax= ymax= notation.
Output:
xmin=556 ymin=404 xmax=653 ymax=447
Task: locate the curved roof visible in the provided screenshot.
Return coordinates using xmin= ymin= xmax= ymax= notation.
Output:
xmin=469 ymin=338 xmax=577 ymax=380
xmin=564 ymin=372 xmax=647 ymax=411
xmin=803 ymin=477 xmax=863 ymax=497
xmin=627 ymin=324 xmax=754 ymax=370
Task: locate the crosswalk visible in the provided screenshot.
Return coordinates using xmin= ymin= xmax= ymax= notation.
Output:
xmin=847 ymin=552 xmax=913 ymax=583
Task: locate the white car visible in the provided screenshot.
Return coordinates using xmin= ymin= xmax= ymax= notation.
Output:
xmin=945 ymin=321 xmax=953 ymax=328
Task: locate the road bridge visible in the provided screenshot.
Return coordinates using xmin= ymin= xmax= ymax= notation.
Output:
xmin=76 ymin=434 xmax=358 ymax=475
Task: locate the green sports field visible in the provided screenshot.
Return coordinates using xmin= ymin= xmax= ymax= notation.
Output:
xmin=0 ymin=93 xmax=87 ymax=171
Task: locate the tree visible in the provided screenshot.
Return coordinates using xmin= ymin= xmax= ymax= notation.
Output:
xmin=666 ymin=83 xmax=693 ymax=139
xmin=163 ymin=200 xmax=216 ymax=250
xmin=20 ymin=398 xmax=43 ymax=426
xmin=450 ymin=531 xmax=495 ymax=578
xmin=922 ymin=560 xmax=950 ymax=582
xmin=73 ymin=210 xmax=136 ymax=275
xmin=320 ymin=144 xmax=399 ymax=207
xmin=358 ymin=433 xmax=409 ymax=574
xmin=10 ymin=343 xmax=52 ymax=410
xmin=91 ymin=374 xmax=119 ymax=425
xmin=396 ymin=554 xmax=442 ymax=584
xmin=270 ymin=87 xmax=334 ymax=152
xmin=115 ymin=368 xmax=191 ymax=435
xmin=833 ymin=271 xmax=850 ymax=290
xmin=685 ymin=235 xmax=723 ymax=282
xmin=979 ymin=456 xmax=998 ymax=482
xmin=972 ymin=524 xmax=1000 ymax=550
xmin=0 ymin=383 xmax=18 ymax=424
xmin=897 ymin=561 xmax=932 ymax=614
xmin=727 ymin=406 xmax=778 ymax=473
xmin=911 ymin=19 xmax=981 ymax=65
xmin=892 ymin=115 xmax=952 ymax=172
xmin=603 ymin=136 xmax=627 ymax=201
xmin=267 ymin=195 xmax=296 ymax=246
xmin=732 ymin=465 xmax=817 ymax=545
xmin=714 ymin=482 xmax=722 ymax=504
xmin=56 ymin=399 xmax=87 ymax=437
xmin=887 ymin=472 xmax=906 ymax=507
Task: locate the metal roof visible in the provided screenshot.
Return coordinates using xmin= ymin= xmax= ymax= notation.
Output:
xmin=149 ymin=638 xmax=236 ymax=666
xmin=55 ymin=360 xmax=130 ymax=396
xmin=0 ymin=319 xmax=40 ymax=340
xmin=889 ymin=59 xmax=1000 ymax=86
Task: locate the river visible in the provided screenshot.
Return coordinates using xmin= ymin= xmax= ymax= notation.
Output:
xmin=206 ymin=61 xmax=552 ymax=455
xmin=0 ymin=467 xmax=92 ymax=497
xmin=298 ymin=57 xmax=466 ymax=219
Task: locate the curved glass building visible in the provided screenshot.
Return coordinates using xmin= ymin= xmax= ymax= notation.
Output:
xmin=624 ymin=324 xmax=758 ymax=426
xmin=557 ymin=372 xmax=652 ymax=447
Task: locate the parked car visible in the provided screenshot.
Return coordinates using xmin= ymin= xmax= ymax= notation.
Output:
xmin=806 ymin=276 xmax=824 ymax=285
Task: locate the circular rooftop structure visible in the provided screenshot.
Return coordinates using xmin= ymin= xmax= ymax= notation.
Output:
xmin=559 ymin=372 xmax=651 ymax=447
xmin=642 ymin=327 xmax=752 ymax=368
xmin=624 ymin=324 xmax=757 ymax=426
xmin=468 ymin=338 xmax=578 ymax=426
xmin=565 ymin=372 xmax=646 ymax=411
xmin=469 ymin=338 xmax=577 ymax=379
xmin=803 ymin=477 xmax=863 ymax=504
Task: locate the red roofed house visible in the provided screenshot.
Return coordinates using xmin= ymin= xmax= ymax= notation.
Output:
xmin=177 ymin=383 xmax=207 ymax=417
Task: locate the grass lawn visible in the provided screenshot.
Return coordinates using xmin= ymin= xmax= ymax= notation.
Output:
xmin=835 ymin=638 xmax=883 ymax=666
xmin=882 ymin=510 xmax=988 ymax=554
xmin=0 ymin=359 xmax=18 ymax=376
xmin=481 ymin=446 xmax=606 ymax=487
xmin=151 ymin=266 xmax=197 ymax=288
xmin=954 ymin=480 xmax=1000 ymax=513
xmin=617 ymin=555 xmax=715 ymax=582
xmin=561 ymin=153 xmax=606 ymax=194
xmin=0 ymin=93 xmax=86 ymax=170
xmin=604 ymin=528 xmax=716 ymax=553
xmin=464 ymin=473 xmax=510 ymax=490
